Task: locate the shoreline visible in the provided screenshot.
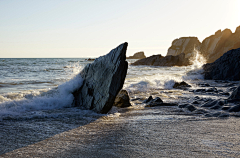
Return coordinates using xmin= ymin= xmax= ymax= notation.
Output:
xmin=1 ymin=106 xmax=240 ymax=157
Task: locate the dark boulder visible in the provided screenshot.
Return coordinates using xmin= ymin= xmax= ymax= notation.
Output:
xmin=228 ymin=104 xmax=240 ymax=112
xmin=178 ymin=104 xmax=189 ymax=108
xmin=186 ymin=105 xmax=197 ymax=112
xmin=73 ymin=43 xmax=128 ymax=113
xmin=173 ymin=81 xmax=191 ymax=89
xmin=222 ymin=106 xmax=231 ymax=111
xmin=145 ymin=97 xmax=163 ymax=107
xmin=192 ymin=101 xmax=200 ymax=104
xmin=143 ymin=96 xmax=153 ymax=103
xmin=113 ymin=90 xmax=131 ymax=108
xmin=132 ymin=53 xmax=190 ymax=66
xmin=203 ymin=48 xmax=240 ymax=81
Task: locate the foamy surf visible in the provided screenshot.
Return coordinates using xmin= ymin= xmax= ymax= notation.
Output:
xmin=0 ymin=73 xmax=83 ymax=120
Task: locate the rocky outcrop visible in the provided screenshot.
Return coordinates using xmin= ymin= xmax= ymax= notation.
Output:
xmin=203 ymin=48 xmax=240 ymax=81
xmin=132 ymin=53 xmax=190 ymax=66
xmin=200 ymin=29 xmax=232 ymax=63
xmin=165 ymin=25 xmax=240 ymax=63
xmin=173 ymin=81 xmax=191 ymax=89
xmin=127 ymin=51 xmax=146 ymax=59
xmin=73 ymin=43 xmax=128 ymax=113
xmin=113 ymin=90 xmax=131 ymax=108
xmin=167 ymin=37 xmax=201 ymax=58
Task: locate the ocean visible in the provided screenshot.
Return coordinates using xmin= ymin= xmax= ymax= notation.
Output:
xmin=1 ymin=57 xmax=239 ymax=156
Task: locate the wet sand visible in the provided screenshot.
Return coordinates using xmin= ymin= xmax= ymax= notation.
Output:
xmin=1 ymin=107 xmax=240 ymax=158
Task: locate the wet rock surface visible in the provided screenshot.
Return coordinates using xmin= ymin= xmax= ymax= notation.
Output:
xmin=73 ymin=42 xmax=128 ymax=113
xmin=128 ymin=80 xmax=240 ymax=119
xmin=113 ymin=90 xmax=131 ymax=108
xmin=203 ymin=48 xmax=240 ymax=81
xmin=173 ymin=81 xmax=191 ymax=89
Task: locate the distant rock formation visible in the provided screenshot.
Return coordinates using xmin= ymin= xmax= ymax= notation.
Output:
xmin=203 ymin=47 xmax=240 ymax=81
xmin=73 ymin=43 xmax=128 ymax=113
xmin=167 ymin=37 xmax=201 ymax=59
xmin=127 ymin=51 xmax=146 ymax=59
xmin=85 ymin=58 xmax=95 ymax=61
xmin=166 ymin=25 xmax=240 ymax=63
xmin=200 ymin=29 xmax=232 ymax=63
xmin=132 ymin=53 xmax=190 ymax=66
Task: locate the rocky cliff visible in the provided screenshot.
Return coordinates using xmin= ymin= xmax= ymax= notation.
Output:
xmin=73 ymin=43 xmax=128 ymax=113
xmin=167 ymin=37 xmax=201 ymax=59
xmin=166 ymin=25 xmax=240 ymax=63
xmin=127 ymin=51 xmax=146 ymax=59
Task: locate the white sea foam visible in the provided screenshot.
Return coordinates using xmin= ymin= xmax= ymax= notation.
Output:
xmin=124 ymin=50 xmax=206 ymax=92
xmin=0 ymin=74 xmax=83 ymax=119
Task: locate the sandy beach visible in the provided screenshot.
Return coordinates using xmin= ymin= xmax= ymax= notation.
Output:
xmin=2 ymin=106 xmax=240 ymax=158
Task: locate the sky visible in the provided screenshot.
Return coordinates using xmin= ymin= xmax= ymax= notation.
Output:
xmin=0 ymin=0 xmax=239 ymax=58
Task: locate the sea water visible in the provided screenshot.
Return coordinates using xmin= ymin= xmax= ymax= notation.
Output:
xmin=0 ymin=54 xmax=234 ymax=154
xmin=0 ymin=53 xmax=207 ymax=120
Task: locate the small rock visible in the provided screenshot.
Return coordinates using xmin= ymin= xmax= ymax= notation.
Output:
xmin=228 ymin=104 xmax=240 ymax=112
xmin=145 ymin=97 xmax=163 ymax=107
xmin=192 ymin=101 xmax=200 ymax=104
xmin=173 ymin=81 xmax=191 ymax=89
xmin=195 ymin=89 xmax=206 ymax=93
xmin=186 ymin=105 xmax=197 ymax=112
xmin=218 ymin=100 xmax=225 ymax=105
xmin=178 ymin=104 xmax=188 ymax=108
xmin=143 ymin=96 xmax=153 ymax=103
xmin=113 ymin=90 xmax=131 ymax=108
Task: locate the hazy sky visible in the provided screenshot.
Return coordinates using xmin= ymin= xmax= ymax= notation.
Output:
xmin=0 ymin=0 xmax=239 ymax=58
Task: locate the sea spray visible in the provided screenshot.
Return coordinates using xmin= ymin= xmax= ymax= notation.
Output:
xmin=182 ymin=48 xmax=207 ymax=80
xmin=0 ymin=73 xmax=84 ymax=120
xmin=189 ymin=47 xmax=207 ymax=69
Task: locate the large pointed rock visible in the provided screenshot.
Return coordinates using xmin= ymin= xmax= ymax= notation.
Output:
xmin=73 ymin=43 xmax=128 ymax=113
